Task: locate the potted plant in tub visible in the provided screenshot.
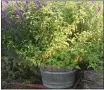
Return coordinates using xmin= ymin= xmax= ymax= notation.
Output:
xmin=30 ymin=2 xmax=81 ymax=88
xmin=39 ymin=41 xmax=80 ymax=88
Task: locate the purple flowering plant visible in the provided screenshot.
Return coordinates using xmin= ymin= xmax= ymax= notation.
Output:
xmin=15 ymin=10 xmax=24 ymax=21
xmin=3 ymin=0 xmax=9 ymax=4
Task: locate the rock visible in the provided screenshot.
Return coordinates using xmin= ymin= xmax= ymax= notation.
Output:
xmin=1 ymin=57 xmax=8 ymax=89
xmin=82 ymin=70 xmax=103 ymax=89
xmin=1 ymin=81 xmax=8 ymax=89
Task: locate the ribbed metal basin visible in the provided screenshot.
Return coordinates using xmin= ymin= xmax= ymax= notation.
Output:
xmin=40 ymin=67 xmax=76 ymax=88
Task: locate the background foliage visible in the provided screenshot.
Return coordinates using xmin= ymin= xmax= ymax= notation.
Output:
xmin=2 ymin=0 xmax=103 ymax=83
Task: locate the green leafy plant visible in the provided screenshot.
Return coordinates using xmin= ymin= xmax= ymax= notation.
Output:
xmin=40 ymin=44 xmax=80 ymax=70
xmin=72 ymin=29 xmax=103 ymax=71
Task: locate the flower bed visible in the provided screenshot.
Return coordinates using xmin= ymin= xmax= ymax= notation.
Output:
xmin=1 ymin=0 xmax=103 ymax=89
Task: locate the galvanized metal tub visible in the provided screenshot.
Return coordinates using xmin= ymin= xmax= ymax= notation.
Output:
xmin=40 ymin=67 xmax=76 ymax=88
